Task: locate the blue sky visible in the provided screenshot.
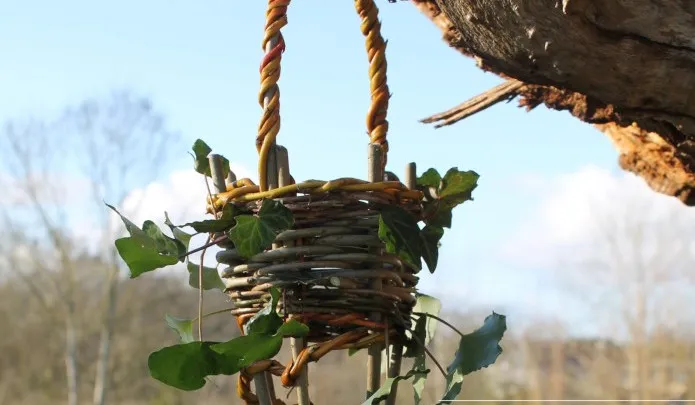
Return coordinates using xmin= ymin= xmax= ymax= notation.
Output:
xmin=0 ymin=1 xmax=631 ymax=332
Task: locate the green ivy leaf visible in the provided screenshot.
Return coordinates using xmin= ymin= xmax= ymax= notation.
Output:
xmin=412 ymin=337 xmax=427 ymax=405
xmin=165 ymin=314 xmax=195 ymax=344
xmin=414 ymin=294 xmax=442 ymax=346
xmin=148 ymin=341 xmax=234 ymax=391
xmin=192 ymin=139 xmax=231 ymax=178
xmin=212 ymin=334 xmax=279 ymax=369
xmin=164 ymin=212 xmax=192 ymax=257
xmin=143 ymin=220 xmax=180 ymax=257
xmin=417 ymin=168 xmax=442 ymax=188
xmin=212 ymin=319 xmax=309 ymax=368
xmin=404 ymin=294 xmax=441 ymax=405
xmin=106 ymin=203 xmax=154 ymax=247
xmin=420 ymin=225 xmax=444 ymax=273
xmin=187 ymin=261 xmax=225 ymax=291
xmin=440 ymin=312 xmax=507 ymax=403
xmin=114 ymin=237 xmax=178 ymax=278
xmin=107 ymin=204 xmax=183 ymax=277
xmin=426 ymin=204 xmax=453 ymax=229
xmin=181 ymin=204 xmax=238 ymax=233
xmin=228 ymin=199 xmax=294 ymax=259
xmin=439 ymin=168 xmax=479 ymax=208
xmin=244 ymin=287 xmax=282 ymax=335
xmin=378 ymin=205 xmax=422 ymax=269
xmin=361 ymin=368 xmax=429 ymax=405
xmin=148 ymin=319 xmax=309 ymax=392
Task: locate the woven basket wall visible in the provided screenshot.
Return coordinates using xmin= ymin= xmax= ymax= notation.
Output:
xmin=218 ymin=189 xmax=422 ymax=343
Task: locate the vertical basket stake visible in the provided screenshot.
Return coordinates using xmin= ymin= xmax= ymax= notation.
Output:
xmin=385 ymin=162 xmax=416 ymax=405
xmin=258 ymin=145 xmax=282 ymax=405
xmin=209 ymin=154 xmax=227 ymax=194
xmin=211 ymin=154 xmax=274 ymax=404
xmin=276 ymin=145 xmax=311 ymax=405
xmin=367 ymin=143 xmax=385 ymax=398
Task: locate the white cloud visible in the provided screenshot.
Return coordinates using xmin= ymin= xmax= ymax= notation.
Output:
xmin=68 ymin=162 xmax=253 ymax=255
xmin=500 ymin=165 xmax=695 ymax=269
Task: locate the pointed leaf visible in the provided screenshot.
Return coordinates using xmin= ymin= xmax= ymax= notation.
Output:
xmin=275 ymin=319 xmax=310 ymax=337
xmin=114 ymin=237 xmax=178 ymax=278
xmin=181 ymin=204 xmax=238 ymax=233
xmin=417 ymin=168 xmax=441 ymax=188
xmin=147 ymin=341 xmax=235 ymax=391
xmin=192 ymin=139 xmax=231 ymax=179
xmin=228 ymin=200 xmax=293 ymax=259
xmin=187 ymin=262 xmax=225 ymax=291
xmin=143 ymin=220 xmax=180 ymax=257
xmin=377 ymin=205 xmax=422 ymax=269
xmin=420 ymin=225 xmax=444 ymax=273
xmin=165 ymin=314 xmax=195 ymax=344
xmin=164 ymin=211 xmax=192 ymax=258
xmin=211 ymin=319 xmax=308 ymax=369
xmin=106 ymin=203 xmax=153 ymax=247
xmin=422 ymin=200 xmax=453 ymax=229
xmin=412 ymin=341 xmax=427 ymax=405
xmin=361 ymin=368 xmax=429 ymax=405
xmin=413 ymin=294 xmax=442 ymax=346
xmin=440 ymin=312 xmax=507 ymax=403
xmin=244 ymin=287 xmax=282 ymax=335
xmin=211 ymin=334 xmax=282 ymax=369
xmin=439 ymin=168 xmax=479 ymax=208
xmin=192 ymin=139 xmax=212 ymax=176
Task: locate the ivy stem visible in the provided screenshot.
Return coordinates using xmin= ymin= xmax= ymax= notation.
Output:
xmin=198 ymin=235 xmax=212 ymax=341
xmin=413 ymin=311 xmax=466 ymax=339
xmin=193 ymin=307 xmax=236 ymax=322
xmin=410 ymin=330 xmax=446 ymax=378
xmin=180 ymin=234 xmax=228 ymax=260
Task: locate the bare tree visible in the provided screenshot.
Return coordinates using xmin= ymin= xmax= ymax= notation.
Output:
xmin=0 ymin=90 xmax=181 ymax=405
xmin=552 ymin=182 xmax=695 ymax=401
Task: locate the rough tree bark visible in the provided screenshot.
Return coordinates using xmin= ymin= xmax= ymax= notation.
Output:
xmin=411 ymin=0 xmax=695 ymax=205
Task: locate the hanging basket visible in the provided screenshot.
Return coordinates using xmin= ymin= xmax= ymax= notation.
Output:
xmin=208 ymin=0 xmax=424 ymax=343
xmin=204 ymin=0 xmax=425 ymax=401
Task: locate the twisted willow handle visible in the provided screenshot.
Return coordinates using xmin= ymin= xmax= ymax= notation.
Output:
xmin=256 ymin=0 xmax=391 ymax=191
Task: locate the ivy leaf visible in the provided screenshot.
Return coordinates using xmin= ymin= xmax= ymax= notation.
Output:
xmin=164 ymin=211 xmax=192 ymax=257
xmin=106 ymin=203 xmax=153 ymax=247
xmin=212 ymin=319 xmax=309 ymax=369
xmin=187 ymin=261 xmax=225 ymax=291
xmin=439 ymin=168 xmax=479 ymax=208
xmin=417 ymin=168 xmax=441 ymax=188
xmin=412 ymin=336 xmax=427 ymax=405
xmin=143 ymin=220 xmax=181 ymax=257
xmin=148 ymin=319 xmax=309 ymax=392
xmin=414 ymin=294 xmax=442 ymax=346
xmin=228 ymin=199 xmax=294 ymax=259
xmin=378 ymin=205 xmax=422 ymax=269
xmin=440 ymin=312 xmax=507 ymax=403
xmin=361 ymin=368 xmax=429 ymax=405
xmin=245 ymin=287 xmax=283 ymax=335
xmin=192 ymin=139 xmax=231 ymax=178
xmin=420 ymin=225 xmax=444 ymax=273
xmin=181 ymin=204 xmax=238 ymax=233
xmin=114 ymin=237 xmax=178 ymax=278
xmin=404 ymin=294 xmax=441 ymax=405
xmin=148 ymin=341 xmax=234 ymax=391
xmin=107 ymin=204 xmax=183 ymax=276
xmin=165 ymin=314 xmax=195 ymax=344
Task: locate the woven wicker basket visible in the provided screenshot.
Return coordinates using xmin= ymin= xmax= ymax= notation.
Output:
xmin=217 ymin=187 xmax=422 ymax=343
